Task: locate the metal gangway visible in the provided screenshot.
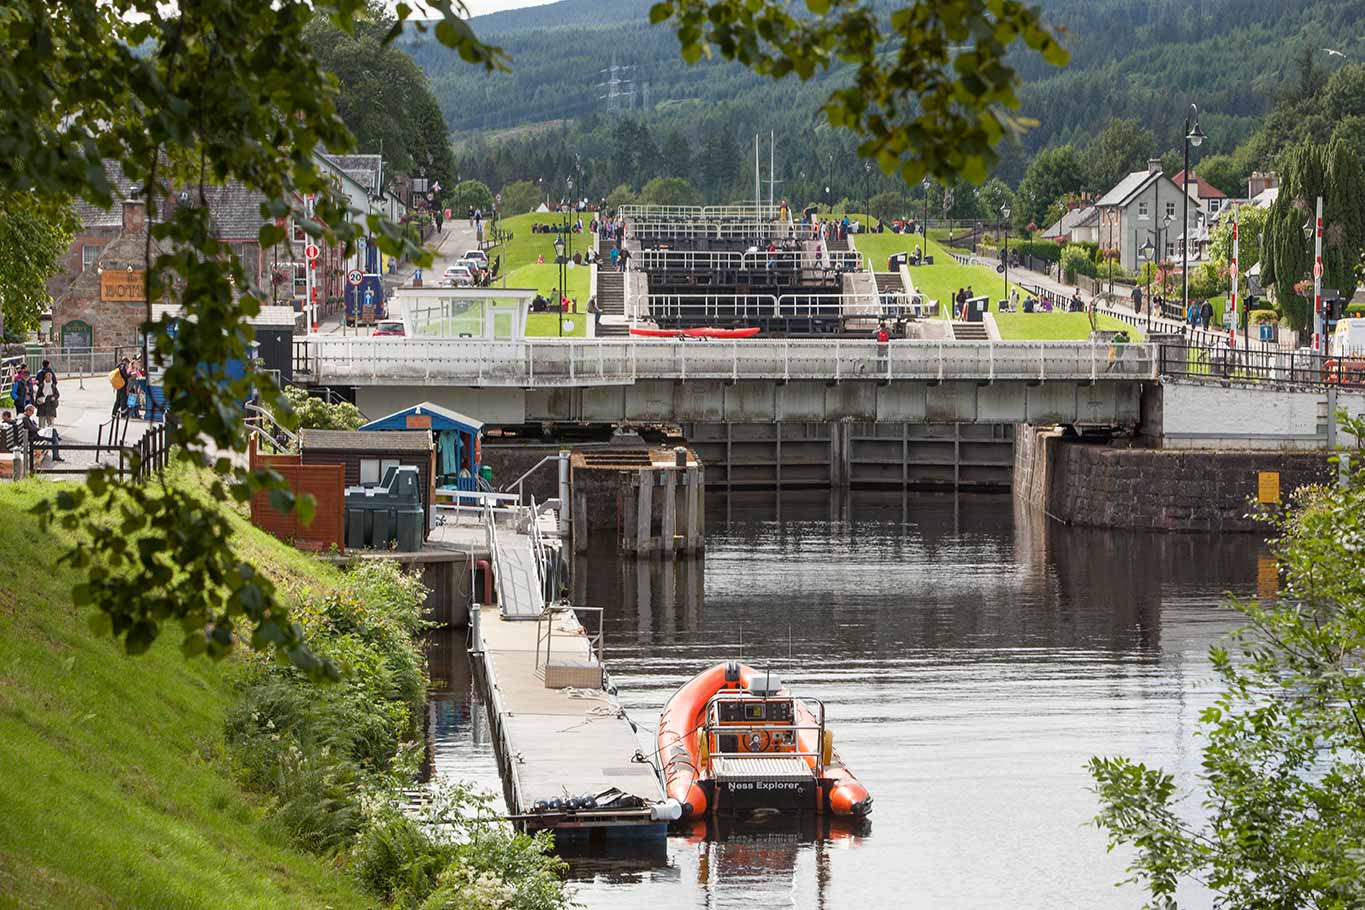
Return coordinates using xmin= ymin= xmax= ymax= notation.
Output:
xmin=482 ymin=498 xmax=554 ymax=620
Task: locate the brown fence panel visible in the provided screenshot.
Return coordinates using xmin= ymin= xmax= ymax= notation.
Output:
xmin=250 ymin=462 xmax=345 ymax=552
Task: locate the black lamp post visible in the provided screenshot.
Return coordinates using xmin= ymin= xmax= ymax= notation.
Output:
xmin=1181 ymin=103 xmax=1205 ymax=320
xmin=553 ymin=234 xmax=566 ymax=338
xmin=1139 ymin=237 xmax=1155 ymax=333
xmin=1001 ymin=203 xmax=1011 ymax=308
xmin=920 ymin=177 xmax=929 ymax=260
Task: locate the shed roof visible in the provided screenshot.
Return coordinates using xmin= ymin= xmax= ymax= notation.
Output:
xmin=360 ymin=402 xmax=485 ymax=434
xmin=301 ymin=429 xmax=433 ymax=453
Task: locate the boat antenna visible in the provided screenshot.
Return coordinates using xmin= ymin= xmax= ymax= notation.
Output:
xmin=738 ymin=623 xmax=743 ymax=660
xmin=788 ymin=624 xmax=793 ymax=664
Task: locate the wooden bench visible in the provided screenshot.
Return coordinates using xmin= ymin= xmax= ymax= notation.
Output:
xmin=0 ymin=425 xmax=26 ymax=480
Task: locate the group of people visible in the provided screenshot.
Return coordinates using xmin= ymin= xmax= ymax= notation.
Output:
xmin=3 ymin=359 xmax=63 ymax=461
xmin=527 ymin=294 xmax=603 ymax=329
xmin=110 ymin=356 xmax=153 ymax=418
xmin=1185 ymin=298 xmax=1217 ymax=330
xmin=1002 ymin=287 xmax=1089 ymax=314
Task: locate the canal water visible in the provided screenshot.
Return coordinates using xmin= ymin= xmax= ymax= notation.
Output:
xmin=427 ymin=491 xmax=1269 ymax=909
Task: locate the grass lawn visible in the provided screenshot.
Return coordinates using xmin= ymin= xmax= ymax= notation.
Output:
xmin=526 ymin=311 xmax=588 ymax=337
xmin=487 ymin=211 xmax=598 ymax=274
xmin=994 ymin=312 xmax=1145 ymax=341
xmin=504 ymin=261 xmax=591 ymax=303
xmin=854 ymin=232 xmax=1029 ymax=315
xmin=0 ymin=478 xmax=373 ymax=910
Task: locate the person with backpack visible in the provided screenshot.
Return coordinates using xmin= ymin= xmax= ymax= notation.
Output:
xmin=34 ymin=360 xmax=58 ymax=428
xmin=110 ymin=357 xmax=130 ymax=416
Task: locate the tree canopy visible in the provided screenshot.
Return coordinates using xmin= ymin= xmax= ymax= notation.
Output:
xmin=648 ymin=0 xmax=1069 ymax=188
xmin=1261 ymin=137 xmax=1365 ymax=332
xmin=7 ymin=0 xmax=503 ymax=675
xmin=0 ymin=193 xmax=74 ymax=338
xmin=1013 ymin=145 xmax=1084 ymax=231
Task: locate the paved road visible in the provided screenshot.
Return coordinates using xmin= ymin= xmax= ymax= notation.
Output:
xmin=316 ymin=220 xmax=477 ymax=335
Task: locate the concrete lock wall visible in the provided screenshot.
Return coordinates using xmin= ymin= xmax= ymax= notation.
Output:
xmin=681 ymin=421 xmax=1014 ymax=490
xmin=1014 ymin=424 xmax=1334 ymax=532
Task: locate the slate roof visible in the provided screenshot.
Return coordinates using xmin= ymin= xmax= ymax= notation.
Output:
xmin=1095 ymin=171 xmax=1161 ymax=208
xmin=1043 ymin=205 xmax=1099 ymax=236
xmin=73 ymin=161 xmax=142 ymax=229
xmin=300 ymin=429 xmax=433 ymax=453
xmin=200 ymin=184 xmax=269 ymax=241
xmin=325 ymin=154 xmax=382 ymax=195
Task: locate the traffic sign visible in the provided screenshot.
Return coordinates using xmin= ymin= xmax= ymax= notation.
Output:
xmin=304 ymin=242 xmax=320 ymax=260
xmin=347 ymin=269 xmax=364 ymax=286
xmin=1314 ymin=261 xmax=1323 ymax=278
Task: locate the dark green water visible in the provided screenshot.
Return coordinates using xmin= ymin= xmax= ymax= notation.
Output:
xmin=428 ymin=491 xmax=1263 ymax=909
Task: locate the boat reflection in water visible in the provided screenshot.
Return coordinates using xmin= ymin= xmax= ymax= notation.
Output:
xmin=684 ymin=815 xmax=868 ymax=910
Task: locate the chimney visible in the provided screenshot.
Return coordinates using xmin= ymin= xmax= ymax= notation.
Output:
xmin=1147 ymin=158 xmax=1163 ymax=176
xmin=121 ymin=199 xmax=146 ymax=233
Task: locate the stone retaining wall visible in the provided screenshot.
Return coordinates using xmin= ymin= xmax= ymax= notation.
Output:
xmin=1014 ymin=425 xmax=1334 ymax=532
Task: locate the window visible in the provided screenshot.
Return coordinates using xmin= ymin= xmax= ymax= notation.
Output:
xmin=1137 ymin=202 xmax=1149 ymax=220
xmin=291 ymin=219 xmax=306 ymax=243
xmin=293 ymin=263 xmax=308 ymax=300
xmin=1165 ymin=202 xmax=1176 ymax=219
xmin=81 ymin=243 xmax=102 ymax=271
xmin=1208 ymin=199 xmax=1221 ymax=213
xmin=359 ymin=458 xmax=401 ymax=486
xmin=1165 ymin=242 xmax=1175 ymax=258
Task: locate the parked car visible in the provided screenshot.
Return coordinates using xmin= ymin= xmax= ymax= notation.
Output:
xmin=373 ymin=320 xmax=406 ymax=337
xmin=462 ymin=249 xmax=488 ymax=268
xmin=455 ymin=258 xmax=485 ymax=280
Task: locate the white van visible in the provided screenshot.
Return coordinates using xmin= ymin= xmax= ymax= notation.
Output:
xmin=1332 ymin=317 xmax=1365 ymax=357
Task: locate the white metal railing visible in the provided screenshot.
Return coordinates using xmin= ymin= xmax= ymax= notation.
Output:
xmin=647 ymin=292 xmax=881 ymax=321
xmin=303 ymin=336 xmax=1159 ymax=386
xmin=628 ymin=220 xmax=821 ymax=242
xmin=618 ymin=204 xmax=781 ymax=221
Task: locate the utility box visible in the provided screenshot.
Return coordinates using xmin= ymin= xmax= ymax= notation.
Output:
xmin=343 ymin=465 xmax=424 ymax=551
xmin=966 ymin=295 xmax=989 ymax=322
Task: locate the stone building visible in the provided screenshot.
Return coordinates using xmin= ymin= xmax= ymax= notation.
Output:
xmin=51 ymin=199 xmax=164 ymax=350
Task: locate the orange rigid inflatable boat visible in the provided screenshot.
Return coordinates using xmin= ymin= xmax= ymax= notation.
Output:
xmin=658 ymin=662 xmax=872 ymax=820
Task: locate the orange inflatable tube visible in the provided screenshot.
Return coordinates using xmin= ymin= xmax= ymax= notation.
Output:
xmin=657 ymin=662 xmax=872 ymax=820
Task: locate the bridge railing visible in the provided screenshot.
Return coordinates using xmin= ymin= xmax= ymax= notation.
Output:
xmin=1157 ymin=341 xmax=1364 ymax=388
xmin=300 ymin=337 xmax=1158 ymax=386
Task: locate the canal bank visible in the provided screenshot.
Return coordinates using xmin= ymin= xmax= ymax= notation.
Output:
xmin=427 ymin=488 xmax=1260 ymax=910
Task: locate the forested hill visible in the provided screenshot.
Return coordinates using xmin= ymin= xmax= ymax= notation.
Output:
xmin=406 ymin=0 xmax=1365 ymax=182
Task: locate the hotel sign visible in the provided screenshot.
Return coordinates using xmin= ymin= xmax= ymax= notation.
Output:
xmin=100 ymin=270 xmax=147 ymax=303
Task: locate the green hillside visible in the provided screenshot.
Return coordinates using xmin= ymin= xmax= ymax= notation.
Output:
xmin=407 ymin=0 xmax=1365 ymax=196
xmin=0 ymin=480 xmax=369 ymax=910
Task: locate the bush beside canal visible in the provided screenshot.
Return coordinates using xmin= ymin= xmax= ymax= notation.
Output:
xmin=0 ymin=472 xmax=568 ymax=909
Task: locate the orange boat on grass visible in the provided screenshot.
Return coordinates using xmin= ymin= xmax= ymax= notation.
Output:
xmin=658 ymin=662 xmax=872 ymax=820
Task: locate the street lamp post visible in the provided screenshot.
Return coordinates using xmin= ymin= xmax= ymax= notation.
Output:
xmin=1139 ymin=237 xmax=1156 ymax=333
xmin=1001 ymin=204 xmax=1012 ymax=308
xmin=553 ymin=235 xmax=566 ymax=338
xmin=1181 ymin=103 xmax=1205 ymax=321
xmin=920 ymin=178 xmax=931 ymax=260
xmin=864 ymin=161 xmax=872 ymax=218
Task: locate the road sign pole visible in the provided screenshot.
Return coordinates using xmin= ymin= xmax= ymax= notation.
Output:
xmin=1314 ymin=195 xmax=1324 ymax=356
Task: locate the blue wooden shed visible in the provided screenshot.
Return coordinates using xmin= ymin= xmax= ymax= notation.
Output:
xmin=360 ymin=402 xmax=485 ymax=492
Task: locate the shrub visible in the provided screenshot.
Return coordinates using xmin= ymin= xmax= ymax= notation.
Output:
xmin=282 ymin=384 xmax=363 ymax=431
xmin=1015 ymin=239 xmax=1061 ymax=263
xmin=1250 ymin=309 xmax=1279 ymax=324
xmin=1347 ymin=303 xmax=1365 ymax=317
xmin=1061 ymin=246 xmax=1098 ymax=282
xmin=353 ymin=811 xmax=448 ymax=902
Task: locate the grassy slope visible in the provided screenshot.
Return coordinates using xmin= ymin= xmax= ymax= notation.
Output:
xmin=853 ymin=232 xmax=1141 ymax=339
xmin=487 ymin=212 xmax=596 ymax=309
xmin=0 ymin=479 xmax=372 ymax=910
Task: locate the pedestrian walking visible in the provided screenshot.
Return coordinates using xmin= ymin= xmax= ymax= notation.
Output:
xmin=1130 ymin=285 xmax=1143 ymax=314
xmin=34 ymin=360 xmax=58 ymax=428
xmin=618 ymin=246 xmax=630 ymax=273
xmin=588 ymin=296 xmax=601 ymax=332
xmin=110 ymin=357 xmax=130 ymax=416
xmin=1200 ymin=299 xmax=1213 ymax=330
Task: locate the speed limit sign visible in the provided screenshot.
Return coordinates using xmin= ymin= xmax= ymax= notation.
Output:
xmin=347 ymin=269 xmax=364 ymax=286
xmin=304 ymin=242 xmax=320 ymax=261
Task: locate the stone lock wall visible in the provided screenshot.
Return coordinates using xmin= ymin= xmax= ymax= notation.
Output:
xmin=1014 ymin=425 xmax=1334 ymax=533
